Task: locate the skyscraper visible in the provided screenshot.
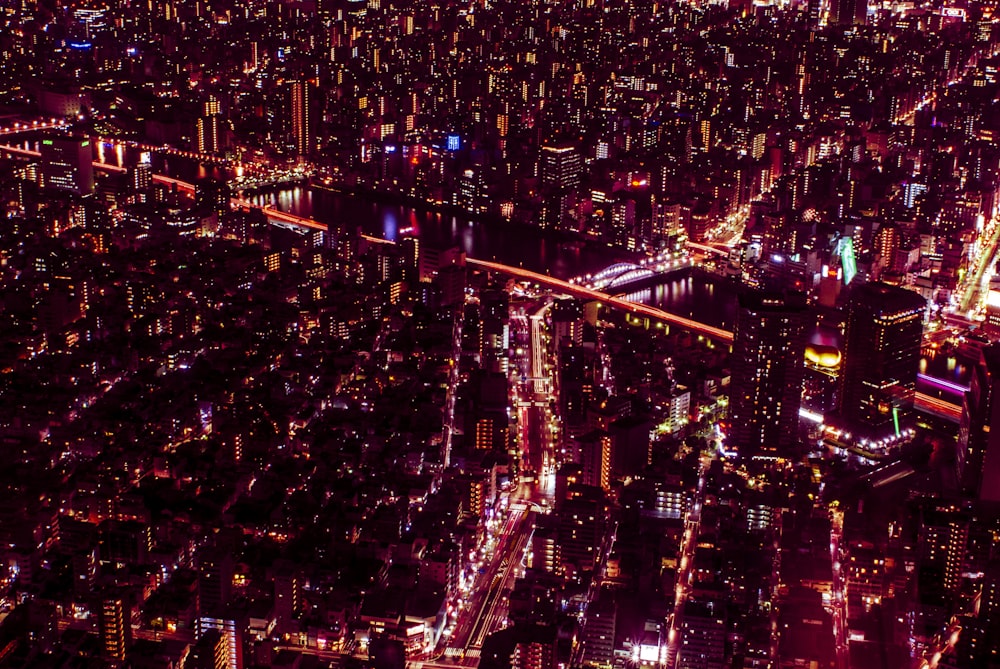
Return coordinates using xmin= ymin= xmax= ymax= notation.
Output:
xmin=838 ymin=282 xmax=925 ymax=440
xmin=677 ymin=600 xmax=727 ymax=669
xmin=188 ymin=629 xmax=228 ymax=669
xmin=580 ymin=594 xmax=617 ymax=668
xmin=289 ymin=80 xmax=315 ymax=158
xmin=958 ymin=343 xmax=1000 ymax=501
xmin=540 ymin=145 xmax=582 ymax=192
xmin=98 ymin=592 xmax=131 ymax=662
xmin=197 ymin=613 xmax=244 ymax=669
xmin=728 ymin=290 xmax=810 ymax=457
xmin=197 ymin=116 xmax=221 ymax=154
xmin=41 ymin=136 xmax=94 ymax=195
xmin=128 ymin=160 xmax=152 ymax=195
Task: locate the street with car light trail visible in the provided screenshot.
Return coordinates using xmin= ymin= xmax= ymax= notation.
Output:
xmin=663 ymin=453 xmax=709 ymax=669
xmin=427 ymin=299 xmax=556 ymax=667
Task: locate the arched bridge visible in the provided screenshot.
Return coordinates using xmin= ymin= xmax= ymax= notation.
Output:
xmin=584 ymin=262 xmax=656 ymax=290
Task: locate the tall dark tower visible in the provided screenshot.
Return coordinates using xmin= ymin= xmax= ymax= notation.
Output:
xmin=729 ymin=290 xmax=810 ymax=458
xmin=838 ymin=282 xmax=925 ymax=441
xmin=198 ymin=548 xmax=234 ymax=616
xmin=958 ymin=343 xmax=1000 ymax=502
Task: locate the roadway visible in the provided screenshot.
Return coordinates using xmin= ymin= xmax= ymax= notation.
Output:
xmin=510 ymin=309 xmax=546 ymax=476
xmin=463 ymin=507 xmax=534 ymax=654
xmin=524 ymin=301 xmax=557 ymax=478
xmin=468 ymin=258 xmax=734 ymax=344
xmin=437 ymin=503 xmax=533 ymax=661
xmin=956 ymin=212 xmax=1000 ymax=315
xmin=830 ymin=508 xmax=848 ymax=669
xmin=664 ymin=453 xmax=709 ymax=669
xmin=442 ymin=304 xmax=465 ymax=468
xmin=460 ymin=298 xmax=560 ymax=654
xmin=434 ymin=299 xmax=557 ymax=665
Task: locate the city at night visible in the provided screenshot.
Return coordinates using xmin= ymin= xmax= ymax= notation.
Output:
xmin=0 ymin=0 xmax=999 ymax=667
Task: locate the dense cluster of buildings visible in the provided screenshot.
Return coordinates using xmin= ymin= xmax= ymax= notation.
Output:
xmin=0 ymin=151 xmax=492 ymax=665
xmin=2 ymin=1 xmax=1000 ymax=669
xmin=2 ymin=0 xmax=998 ymax=262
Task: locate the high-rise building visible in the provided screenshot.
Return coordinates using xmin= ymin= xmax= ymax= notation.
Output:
xmin=873 ymin=224 xmax=900 ymax=276
xmin=552 ymin=299 xmax=585 ymax=347
xmin=188 ymin=629 xmax=228 ymax=669
xmin=915 ymin=501 xmax=972 ymax=594
xmin=436 ymin=263 xmax=466 ymax=307
xmin=197 ymin=115 xmax=221 ymax=154
xmin=677 ymin=599 xmax=727 ymax=669
xmin=728 ymin=290 xmax=810 ymax=457
xmin=557 ymin=495 xmax=606 ymax=579
xmin=608 ymin=415 xmax=653 ymax=479
xmin=838 ymin=282 xmax=925 ymax=441
xmin=581 ymin=595 xmax=617 ymax=669
xmin=289 ymin=80 xmax=315 ymax=158
xmin=41 ymin=136 xmax=94 ymax=195
xmin=529 ymin=514 xmax=560 ymax=575
xmin=540 ymin=145 xmax=582 ymax=192
xmin=399 ymin=237 xmax=420 ymax=280
xmin=958 ymin=343 xmax=1000 ymax=501
xmin=511 ymin=623 xmax=559 ymax=669
xmin=273 ymin=560 xmax=300 ymax=633
xmin=128 ymin=160 xmax=152 ymax=196
xmin=203 ymin=96 xmax=221 ymax=117
xmin=984 ymin=290 xmax=1000 ymax=339
xmin=98 ymin=592 xmax=131 ymax=662
xmin=980 ymin=560 xmax=1000 ymax=657
xmin=197 ymin=613 xmax=244 ymax=669
xmin=574 ymin=430 xmax=611 ymax=492
xmin=835 ymin=0 xmax=867 ymax=25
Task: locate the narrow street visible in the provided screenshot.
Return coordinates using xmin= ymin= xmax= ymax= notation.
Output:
xmin=665 ymin=453 xmax=710 ymax=669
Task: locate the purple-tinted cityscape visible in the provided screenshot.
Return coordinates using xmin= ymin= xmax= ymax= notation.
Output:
xmin=0 ymin=1 xmax=999 ymax=668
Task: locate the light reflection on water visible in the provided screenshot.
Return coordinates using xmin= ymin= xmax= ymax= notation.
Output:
xmin=246 ymin=185 xmax=629 ymax=279
xmin=921 ymin=350 xmax=970 ymax=386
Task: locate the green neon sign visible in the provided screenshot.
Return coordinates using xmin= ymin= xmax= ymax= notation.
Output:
xmin=838 ymin=237 xmax=857 ymax=286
